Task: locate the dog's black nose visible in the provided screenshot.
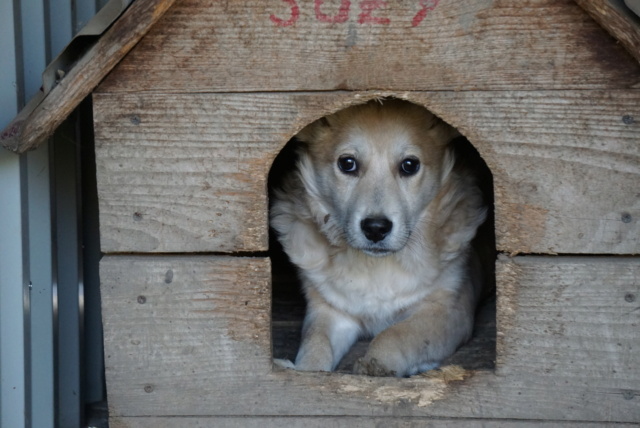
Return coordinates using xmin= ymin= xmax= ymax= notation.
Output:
xmin=361 ymin=217 xmax=393 ymax=243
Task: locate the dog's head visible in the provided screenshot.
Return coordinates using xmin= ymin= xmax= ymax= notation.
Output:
xmin=295 ymin=99 xmax=459 ymax=257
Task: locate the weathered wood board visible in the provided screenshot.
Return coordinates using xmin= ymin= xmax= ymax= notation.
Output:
xmin=108 ymin=417 xmax=639 ymax=428
xmin=492 ymin=256 xmax=640 ymax=419
xmin=94 ymin=91 xmax=639 ymax=254
xmin=415 ymin=90 xmax=640 ymax=255
xmin=96 ymin=0 xmax=640 ymax=93
xmin=576 ymin=0 xmax=640 ymax=65
xmin=100 ymin=256 xmax=273 ymax=414
xmin=101 ymin=255 xmax=640 ymax=422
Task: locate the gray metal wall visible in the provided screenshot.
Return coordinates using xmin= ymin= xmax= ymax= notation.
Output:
xmin=0 ymin=1 xmax=108 ymax=427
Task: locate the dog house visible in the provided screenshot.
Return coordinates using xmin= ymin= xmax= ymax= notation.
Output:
xmin=2 ymin=0 xmax=640 ymax=425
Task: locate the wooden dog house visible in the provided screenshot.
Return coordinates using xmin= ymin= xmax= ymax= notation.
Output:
xmin=2 ymin=0 xmax=639 ymax=426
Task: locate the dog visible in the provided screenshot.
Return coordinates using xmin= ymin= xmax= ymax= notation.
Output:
xmin=270 ymin=99 xmax=487 ymax=377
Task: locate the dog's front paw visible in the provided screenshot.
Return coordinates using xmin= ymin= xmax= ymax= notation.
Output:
xmin=353 ymin=357 xmax=397 ymax=377
xmin=273 ymin=358 xmax=296 ymax=369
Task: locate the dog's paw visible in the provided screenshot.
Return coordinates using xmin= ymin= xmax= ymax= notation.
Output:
xmin=273 ymin=358 xmax=296 ymax=369
xmin=353 ymin=357 xmax=397 ymax=377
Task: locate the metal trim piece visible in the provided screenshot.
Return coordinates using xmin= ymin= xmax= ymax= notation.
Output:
xmin=625 ymin=0 xmax=640 ymax=18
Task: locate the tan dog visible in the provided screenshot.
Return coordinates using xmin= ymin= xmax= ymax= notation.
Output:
xmin=270 ymin=99 xmax=487 ymax=377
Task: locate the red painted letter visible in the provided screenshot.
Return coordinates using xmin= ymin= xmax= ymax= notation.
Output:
xmin=411 ymin=0 xmax=439 ymax=27
xmin=315 ymin=0 xmax=351 ymax=23
xmin=270 ymin=0 xmax=300 ymax=27
xmin=358 ymin=0 xmax=390 ymax=24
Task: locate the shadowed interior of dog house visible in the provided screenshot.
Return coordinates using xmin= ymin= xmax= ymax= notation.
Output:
xmin=1 ymin=0 xmax=639 ymax=425
xmin=268 ymin=106 xmax=498 ymax=373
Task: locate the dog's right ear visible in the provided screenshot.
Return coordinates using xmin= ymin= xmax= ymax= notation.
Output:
xmin=296 ymin=115 xmax=332 ymax=144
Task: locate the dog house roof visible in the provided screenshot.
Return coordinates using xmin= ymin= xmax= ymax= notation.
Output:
xmin=0 ymin=0 xmax=176 ymax=154
xmin=1 ymin=0 xmax=639 ymax=154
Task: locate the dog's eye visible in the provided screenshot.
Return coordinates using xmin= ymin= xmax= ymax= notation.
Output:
xmin=337 ymin=156 xmax=358 ymax=174
xmin=400 ymin=157 xmax=420 ymax=176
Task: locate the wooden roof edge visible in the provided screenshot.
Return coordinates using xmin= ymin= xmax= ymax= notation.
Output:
xmin=0 ymin=0 xmax=177 ymax=154
xmin=574 ymin=0 xmax=640 ymax=65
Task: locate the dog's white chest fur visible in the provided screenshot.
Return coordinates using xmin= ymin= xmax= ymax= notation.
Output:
xmin=306 ymin=248 xmax=437 ymax=334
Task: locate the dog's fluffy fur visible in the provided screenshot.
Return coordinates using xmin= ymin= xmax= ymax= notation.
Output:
xmin=270 ymin=99 xmax=487 ymax=377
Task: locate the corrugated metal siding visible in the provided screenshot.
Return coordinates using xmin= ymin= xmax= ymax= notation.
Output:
xmin=0 ymin=1 xmax=29 ymax=426
xmin=0 ymin=1 xmax=108 ymax=427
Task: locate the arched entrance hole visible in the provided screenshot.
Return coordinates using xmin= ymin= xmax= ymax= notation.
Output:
xmin=268 ymin=98 xmax=496 ymax=373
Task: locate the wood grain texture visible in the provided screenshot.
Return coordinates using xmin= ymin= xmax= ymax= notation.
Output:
xmin=95 ymin=90 xmax=640 ymax=254
xmin=97 ymin=0 xmax=640 ymax=94
xmin=495 ymin=256 xmax=640 ymax=379
xmin=101 ymin=254 xmax=640 ymax=422
xmin=100 ymin=255 xmax=273 ymax=416
xmin=412 ymin=90 xmax=640 ymax=255
xmin=0 ymin=0 xmax=177 ymax=153
xmin=108 ymin=417 xmax=638 ymax=428
xmin=490 ymin=256 xmax=640 ymax=419
xmin=575 ymin=0 xmax=640 ymax=65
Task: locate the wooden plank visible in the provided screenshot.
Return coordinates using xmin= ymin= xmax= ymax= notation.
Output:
xmin=490 ymin=256 xmax=640 ymax=419
xmin=100 ymin=255 xmax=273 ymax=415
xmin=0 ymin=0 xmax=177 ymax=154
xmin=108 ymin=416 xmax=638 ymax=428
xmin=413 ymin=90 xmax=640 ymax=255
xmin=495 ymin=255 xmax=640 ymax=378
xmin=95 ymin=90 xmax=639 ymax=254
xmin=576 ymin=0 xmax=640 ymax=65
xmin=96 ymin=0 xmax=640 ymax=94
xmin=101 ymin=254 xmax=640 ymax=422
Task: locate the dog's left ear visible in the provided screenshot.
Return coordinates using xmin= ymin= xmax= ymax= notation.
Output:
xmin=428 ymin=119 xmax=461 ymax=146
xmin=296 ymin=115 xmax=332 ymax=144
xmin=445 ymin=125 xmax=462 ymax=144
